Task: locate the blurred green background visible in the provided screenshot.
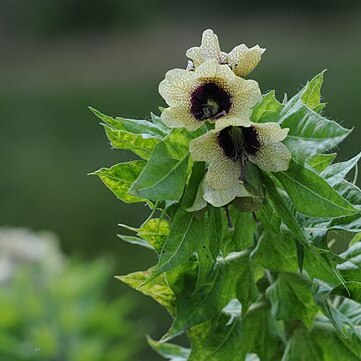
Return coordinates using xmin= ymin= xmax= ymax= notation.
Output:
xmin=0 ymin=1 xmax=360 ymax=360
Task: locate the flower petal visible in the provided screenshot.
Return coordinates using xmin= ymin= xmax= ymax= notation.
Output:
xmin=203 ymin=183 xmax=252 ymax=207
xmin=186 ymin=29 xmax=222 ymax=67
xmin=159 ymin=68 xmax=195 ymax=107
xmin=230 ymin=78 xmax=261 ymax=118
xmin=161 ymin=106 xmax=201 ymax=131
xmin=189 ymin=131 xmax=219 ymax=162
xmin=227 ymin=45 xmax=266 ymax=77
xmin=253 ymin=122 xmax=289 ymax=142
xmin=190 ymin=130 xmax=243 ymax=189
xmin=248 ymin=140 xmax=291 ymax=172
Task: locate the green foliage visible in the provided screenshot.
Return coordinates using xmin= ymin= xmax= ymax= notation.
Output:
xmin=92 ymin=68 xmax=361 ymax=360
xmin=0 ymin=231 xmax=140 ymax=361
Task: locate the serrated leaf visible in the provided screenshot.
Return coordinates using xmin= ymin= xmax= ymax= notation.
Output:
xmin=251 ymin=231 xmax=298 ymax=273
xmin=334 ymin=180 xmax=361 ymax=208
xmin=278 ymin=74 xmax=350 ymax=163
xmin=116 ymin=269 xmax=176 ymax=315
xmin=91 ymin=160 xmax=146 ymax=203
xmin=275 ymin=161 xmax=358 ymax=217
xmin=104 ymin=125 xmax=160 ymax=159
xmin=138 ymin=218 xmax=170 ymax=252
xmin=337 ymin=243 xmax=361 ymax=282
xmin=147 ymin=337 xmax=190 ymax=361
xmin=90 ymin=107 xmax=167 ymax=137
xmin=251 ymin=91 xmax=284 ymax=123
xmin=117 ymin=234 xmax=155 ymax=251
xmin=331 ymin=281 xmax=361 ymax=303
xmin=261 ymin=173 xmax=314 ymax=251
xmin=129 ymin=129 xmax=193 ymax=201
xmin=300 ymin=70 xmax=327 ymax=111
xmin=147 ymin=163 xmax=206 ymax=281
xmin=90 ymin=108 xmax=168 ymax=160
xmin=282 ymin=327 xmax=323 ymax=361
xmin=321 ymin=152 xmax=361 ymax=186
xmin=266 ymin=273 xmax=318 ymax=328
xmin=306 ymin=153 xmax=337 ymax=173
xmin=188 ymin=303 xmax=283 ymax=361
xmin=206 ymin=207 xmax=226 ymax=260
xmin=165 ymin=258 xmax=245 ymax=339
xmin=227 ymin=212 xmax=256 ymax=253
xmin=310 ymin=326 xmax=361 ymax=360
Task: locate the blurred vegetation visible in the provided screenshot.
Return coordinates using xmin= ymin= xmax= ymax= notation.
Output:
xmin=0 ymin=228 xmax=141 ymax=361
xmin=0 ymin=3 xmax=360 ymax=360
xmin=1 ymin=0 xmax=360 ymax=39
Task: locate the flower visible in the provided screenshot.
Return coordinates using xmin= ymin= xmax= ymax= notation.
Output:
xmin=189 ymin=122 xmax=291 ymax=207
xmin=186 ymin=29 xmax=266 ymax=77
xmin=159 ymin=60 xmax=261 ymax=131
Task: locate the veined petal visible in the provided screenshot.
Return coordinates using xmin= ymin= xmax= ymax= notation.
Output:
xmin=189 ymin=131 xmax=220 ymax=162
xmin=214 ymin=116 xmax=251 ymax=131
xmin=227 ymin=45 xmax=266 ymax=77
xmin=231 ymin=78 xmax=261 ymax=118
xmin=203 ymin=182 xmax=252 ymax=207
xmin=206 ymin=154 xmax=242 ymax=190
xmin=161 ymin=106 xmax=201 ymax=131
xmin=253 ymin=122 xmax=289 ymax=142
xmin=186 ymin=29 xmax=265 ymax=77
xmin=186 ymin=29 xmax=222 ymax=67
xmin=159 ymin=68 xmax=196 ymax=107
xmin=246 ymin=122 xmax=291 ymax=172
xmin=249 ymin=141 xmax=291 ymax=172
xmin=190 ymin=131 xmax=243 ymax=190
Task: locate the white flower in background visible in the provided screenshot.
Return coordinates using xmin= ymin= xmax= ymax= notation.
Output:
xmin=186 ymin=29 xmax=266 ymax=77
xmin=0 ymin=228 xmax=63 ymax=282
xmin=159 ymin=59 xmax=261 ymax=131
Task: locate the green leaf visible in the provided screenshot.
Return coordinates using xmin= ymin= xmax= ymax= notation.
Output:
xmin=89 ymin=107 xmax=168 ymax=160
xmin=227 ymin=212 xmax=256 ymax=253
xmin=90 ymin=107 xmax=167 ymax=137
xmin=188 ymin=302 xmax=283 ymax=361
xmin=300 ymin=70 xmax=327 ymax=111
xmin=116 ymin=269 xmax=176 ymax=315
xmin=282 ymin=326 xmax=323 ymax=361
xmin=138 ymin=218 xmax=170 ymax=253
xmin=274 ymin=161 xmax=358 ymax=217
xmin=331 ymin=281 xmax=361 ymax=303
xmin=252 ymin=231 xmax=298 ymax=273
xmin=321 ymin=152 xmax=361 ymax=186
xmin=104 ymin=125 xmax=160 ymax=159
xmin=337 ymin=243 xmax=361 ymax=282
xmin=261 ymin=173 xmax=314 ymax=251
xmin=278 ymin=73 xmax=350 ymax=163
xmin=148 ymin=163 xmax=206 ymax=280
xmin=129 ymin=129 xmax=193 ymax=201
xmin=251 ymin=91 xmax=284 ymax=123
xmin=91 ymin=160 xmax=146 ymax=203
xmin=147 ymin=337 xmax=190 ymax=361
xmin=266 ymin=273 xmax=318 ymax=328
xmin=310 ymin=326 xmax=361 ymax=360
xmin=306 ymin=153 xmax=337 ymax=173
xmin=206 ymin=207 xmax=226 ymax=260
xmin=165 ymin=257 xmax=245 ymax=339
xmin=117 ymin=234 xmax=156 ymax=251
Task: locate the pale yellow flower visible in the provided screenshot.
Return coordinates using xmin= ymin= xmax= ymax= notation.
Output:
xmin=159 ymin=60 xmax=261 ymax=131
xmin=186 ymin=29 xmax=266 ymax=77
xmin=189 ymin=121 xmax=290 ymax=207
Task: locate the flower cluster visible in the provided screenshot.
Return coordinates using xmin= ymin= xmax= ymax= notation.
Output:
xmin=159 ymin=29 xmax=291 ymax=208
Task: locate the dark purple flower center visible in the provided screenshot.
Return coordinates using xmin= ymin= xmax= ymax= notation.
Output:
xmin=190 ymin=82 xmax=232 ymax=121
xmin=217 ymin=126 xmax=260 ymax=161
